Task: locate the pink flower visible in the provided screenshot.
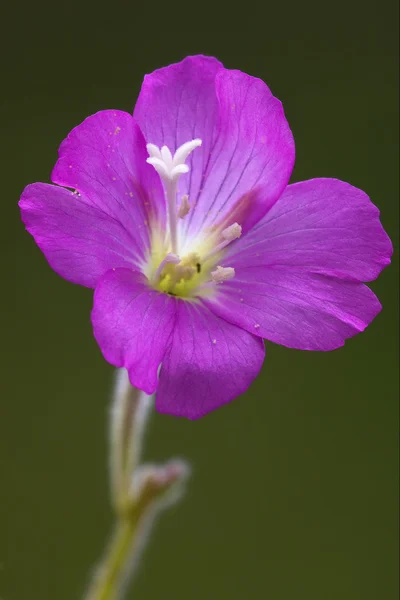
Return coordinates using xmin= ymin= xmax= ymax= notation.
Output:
xmin=19 ymin=56 xmax=392 ymax=419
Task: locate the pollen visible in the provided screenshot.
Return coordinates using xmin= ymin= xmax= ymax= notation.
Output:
xmin=181 ymin=252 xmax=200 ymax=266
xmin=178 ymin=195 xmax=190 ymax=219
xmin=222 ymin=222 xmax=242 ymax=241
xmin=211 ymin=266 xmax=235 ymax=283
xmin=175 ymin=264 xmax=196 ymax=281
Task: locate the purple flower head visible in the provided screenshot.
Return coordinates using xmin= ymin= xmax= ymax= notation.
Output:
xmin=19 ymin=55 xmax=392 ymax=419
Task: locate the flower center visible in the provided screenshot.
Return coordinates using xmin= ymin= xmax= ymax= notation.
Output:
xmin=145 ymin=140 xmax=241 ymax=298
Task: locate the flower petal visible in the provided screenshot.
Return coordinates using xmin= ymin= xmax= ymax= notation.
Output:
xmin=51 ymin=109 xmax=165 ymax=254
xmin=156 ymin=300 xmax=265 ymax=419
xmin=91 ymin=269 xmax=176 ymax=394
xmin=134 ymin=55 xmax=295 ymax=241
xmin=205 ymin=269 xmax=382 ymax=351
xmin=19 ymin=183 xmax=138 ymax=287
xmin=134 ymin=55 xmax=221 ymax=202
xmin=227 ymin=178 xmax=393 ymax=282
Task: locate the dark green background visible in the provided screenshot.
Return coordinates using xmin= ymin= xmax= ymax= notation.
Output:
xmin=1 ymin=1 xmax=398 ymax=599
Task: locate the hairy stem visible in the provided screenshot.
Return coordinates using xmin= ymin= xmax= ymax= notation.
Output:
xmin=85 ymin=515 xmax=138 ymax=600
xmin=84 ymin=371 xmax=189 ymax=599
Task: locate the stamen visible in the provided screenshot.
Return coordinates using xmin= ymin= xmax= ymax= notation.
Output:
xmin=174 ymin=265 xmax=196 ymax=282
xmin=181 ymin=252 xmax=200 ymax=265
xmin=222 ymin=223 xmax=242 ymax=241
xmin=152 ymin=253 xmax=181 ymax=284
xmin=211 ymin=266 xmax=235 ymax=283
xmin=178 ymin=195 xmax=190 ymax=219
xmin=203 ymin=222 xmax=242 ymax=262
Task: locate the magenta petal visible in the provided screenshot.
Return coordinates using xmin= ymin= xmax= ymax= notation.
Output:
xmin=189 ymin=68 xmax=295 ymax=237
xmin=91 ymin=269 xmax=176 ymax=394
xmin=228 ymin=178 xmax=393 ymax=282
xmin=19 ymin=183 xmax=137 ymax=287
xmin=205 ymin=177 xmax=390 ymax=350
xmin=205 ymin=269 xmax=382 ymax=351
xmin=156 ymin=300 xmax=265 ymax=419
xmin=134 ymin=55 xmax=295 ymax=239
xmin=52 ymin=110 xmax=166 ymax=254
xmin=134 ymin=56 xmax=221 ymax=192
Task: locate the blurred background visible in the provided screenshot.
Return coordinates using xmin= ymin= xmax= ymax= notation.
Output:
xmin=1 ymin=0 xmax=398 ymax=598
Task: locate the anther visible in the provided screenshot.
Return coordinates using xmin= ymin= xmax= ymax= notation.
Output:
xmin=152 ymin=253 xmax=181 ymax=284
xmin=174 ymin=265 xmax=196 ymax=281
xmin=211 ymin=266 xmax=235 ymax=283
xmin=203 ymin=222 xmax=242 ymax=262
xmin=178 ymin=195 xmax=190 ymax=219
xmin=222 ymin=223 xmax=242 ymax=241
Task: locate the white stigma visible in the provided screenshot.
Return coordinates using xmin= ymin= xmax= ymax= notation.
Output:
xmin=178 ymin=195 xmax=190 ymax=219
xmin=211 ymin=266 xmax=236 ymax=283
xmin=146 ymin=139 xmax=202 ymax=254
xmin=146 ymin=139 xmax=202 ymax=182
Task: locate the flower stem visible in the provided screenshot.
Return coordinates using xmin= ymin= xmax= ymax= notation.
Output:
xmin=84 ymin=370 xmax=190 ymax=599
xmin=86 ymin=515 xmax=138 ymax=600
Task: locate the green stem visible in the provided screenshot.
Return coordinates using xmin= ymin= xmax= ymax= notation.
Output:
xmin=86 ymin=516 xmax=138 ymax=600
